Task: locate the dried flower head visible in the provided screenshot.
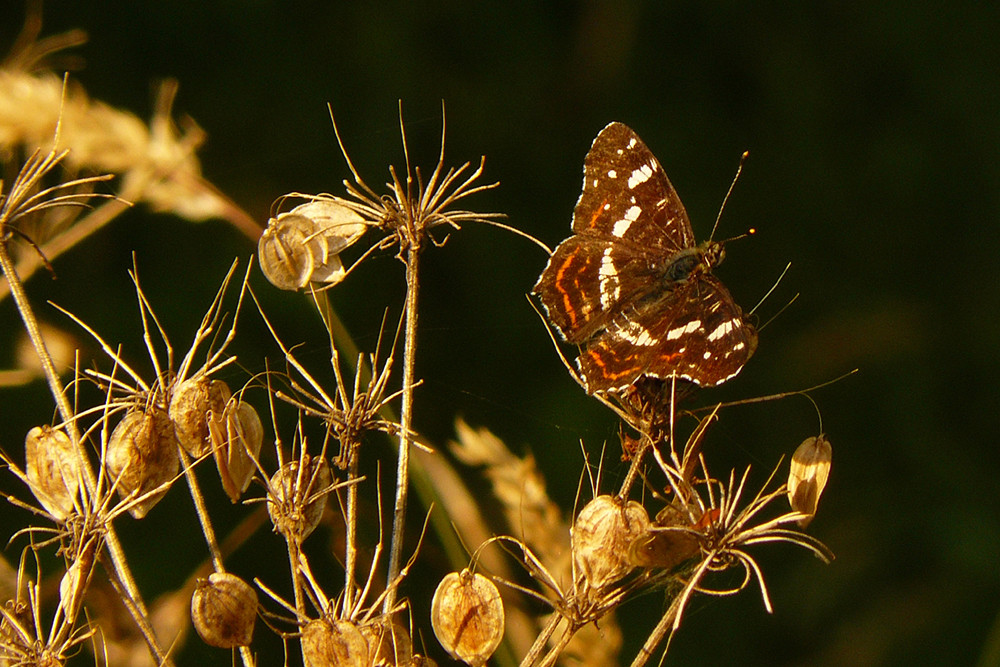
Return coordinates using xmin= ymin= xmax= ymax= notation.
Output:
xmin=788 ymin=434 xmax=832 ymax=527
xmin=106 ymin=406 xmax=180 ymax=519
xmin=431 ymin=570 xmax=504 ymax=667
xmin=208 ymin=397 xmax=263 ymax=502
xmin=328 ymin=104 xmax=502 ymax=257
xmin=301 ymin=618 xmax=370 ymax=667
xmin=24 ymin=424 xmax=80 ymax=521
xmin=572 ymin=495 xmax=649 ymax=590
xmin=266 ymin=453 xmax=332 ymax=543
xmin=190 ymin=572 xmax=257 ymax=649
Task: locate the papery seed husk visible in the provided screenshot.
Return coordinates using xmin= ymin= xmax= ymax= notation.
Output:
xmin=169 ymin=377 xmax=231 ymax=456
xmin=788 ymin=434 xmax=833 ymax=527
xmin=191 ymin=572 xmax=257 ymax=648
xmin=361 ymin=619 xmax=412 ymax=667
xmin=267 ymin=454 xmax=331 ymax=543
xmin=210 ymin=400 xmax=263 ymax=502
xmin=431 ymin=570 xmax=504 ymax=667
xmin=25 ymin=425 xmax=81 ymax=521
xmin=258 ymin=213 xmax=322 ymax=291
xmin=628 ymin=502 xmax=702 ymax=570
xmin=301 ymin=618 xmax=369 ymax=667
xmin=107 ymin=408 xmax=180 ymax=519
xmin=289 ymin=199 xmax=368 ymax=253
xmin=572 ymin=495 xmax=649 ymax=589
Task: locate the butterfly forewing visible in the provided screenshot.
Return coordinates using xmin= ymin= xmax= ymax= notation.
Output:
xmin=574 ymin=122 xmax=694 ymax=252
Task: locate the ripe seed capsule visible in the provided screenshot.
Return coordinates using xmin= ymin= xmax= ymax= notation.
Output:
xmin=431 ymin=570 xmax=504 ymax=667
xmin=191 ymin=572 xmax=257 ymax=648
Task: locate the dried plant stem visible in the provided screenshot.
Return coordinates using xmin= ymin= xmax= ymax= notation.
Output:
xmin=384 ymin=245 xmax=420 ymax=612
xmin=628 ymin=594 xmax=683 ymax=667
xmin=287 ymin=539 xmax=307 ymax=617
xmin=519 ymin=613 xmax=562 ymax=667
xmin=0 ymin=240 xmax=173 ymax=666
xmin=343 ymin=450 xmax=360 ymax=612
xmin=178 ymin=449 xmax=225 ymax=572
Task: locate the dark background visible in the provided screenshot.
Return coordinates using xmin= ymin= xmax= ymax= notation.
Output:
xmin=1 ymin=2 xmax=998 ymax=666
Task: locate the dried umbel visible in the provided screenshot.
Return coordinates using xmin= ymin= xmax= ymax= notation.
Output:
xmin=106 ymin=407 xmax=180 ymax=519
xmin=258 ymin=199 xmax=368 ymax=291
xmin=431 ymin=570 xmax=504 ymax=667
xmin=788 ymin=434 xmax=833 ymax=527
xmin=266 ymin=454 xmax=331 ymax=543
xmin=300 ymin=618 xmax=369 ymax=667
xmin=191 ymin=572 xmax=257 ymax=649
xmin=208 ymin=398 xmax=263 ymax=502
xmin=361 ymin=618 xmax=412 ymax=667
xmin=572 ymin=495 xmax=649 ymax=590
xmin=24 ymin=425 xmax=81 ymax=521
xmin=169 ymin=377 xmax=231 ymax=456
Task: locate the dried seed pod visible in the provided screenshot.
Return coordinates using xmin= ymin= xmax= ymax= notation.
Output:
xmin=301 ymin=618 xmax=369 ymax=667
xmin=788 ymin=434 xmax=833 ymax=527
xmin=107 ymin=408 xmax=180 ymax=519
xmin=431 ymin=570 xmax=504 ymax=667
xmin=258 ymin=199 xmax=367 ymax=291
xmin=361 ymin=618 xmax=412 ymax=667
xmin=628 ymin=503 xmax=701 ymax=570
xmin=24 ymin=425 xmax=81 ymax=521
xmin=191 ymin=572 xmax=257 ymax=648
xmin=267 ymin=454 xmax=331 ymax=543
xmin=409 ymin=657 xmax=439 ymax=667
xmin=572 ymin=495 xmax=649 ymax=590
xmin=209 ymin=399 xmax=263 ymax=502
xmin=169 ymin=377 xmax=231 ymax=456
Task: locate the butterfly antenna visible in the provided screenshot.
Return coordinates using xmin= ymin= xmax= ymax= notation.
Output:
xmin=749 ymin=261 xmax=791 ymax=316
xmin=710 ymin=150 xmax=749 ymax=240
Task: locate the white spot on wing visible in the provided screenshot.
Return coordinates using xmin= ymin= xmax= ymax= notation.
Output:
xmin=598 ymin=248 xmax=620 ymax=309
xmin=607 ymin=169 xmax=617 ymax=178
xmin=666 ymin=319 xmax=702 ymax=340
xmin=615 ymin=319 xmax=657 ymax=346
xmin=628 ymin=162 xmax=655 ymax=189
xmin=707 ymin=320 xmax=735 ymax=342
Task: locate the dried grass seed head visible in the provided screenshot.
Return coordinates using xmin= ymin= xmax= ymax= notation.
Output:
xmin=431 ymin=570 xmax=504 ymax=667
xmin=106 ymin=405 xmax=180 ymax=519
xmin=190 ymin=572 xmax=257 ymax=649
xmin=24 ymin=424 xmax=81 ymax=521
xmin=266 ymin=453 xmax=331 ymax=543
xmin=572 ymin=495 xmax=650 ymax=590
xmin=301 ymin=618 xmax=370 ymax=667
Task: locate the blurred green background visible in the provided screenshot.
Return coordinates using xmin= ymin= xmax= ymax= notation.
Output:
xmin=1 ymin=2 xmax=999 ymax=665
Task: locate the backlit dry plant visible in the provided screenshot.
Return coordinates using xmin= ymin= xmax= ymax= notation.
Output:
xmin=0 ymin=14 xmax=835 ymax=667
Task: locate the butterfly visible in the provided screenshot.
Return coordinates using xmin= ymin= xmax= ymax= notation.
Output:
xmin=533 ymin=122 xmax=757 ymax=394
